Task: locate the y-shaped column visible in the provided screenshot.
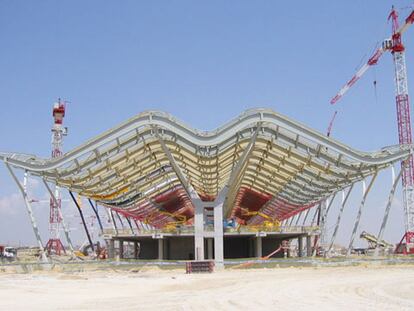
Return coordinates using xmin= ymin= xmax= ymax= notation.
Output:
xmin=213 ymin=190 xmax=226 ymax=268
xmin=193 ymin=197 xmax=205 ymax=260
xmin=193 ymin=189 xmax=227 ymax=265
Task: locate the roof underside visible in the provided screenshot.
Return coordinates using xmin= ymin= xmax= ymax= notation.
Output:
xmin=1 ymin=109 xmax=411 ymax=227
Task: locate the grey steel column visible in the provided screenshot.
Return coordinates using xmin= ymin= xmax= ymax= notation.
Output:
xmin=327 ymin=185 xmax=354 ymax=254
xmin=302 ymin=208 xmax=311 ymax=226
xmin=375 ymin=167 xmax=402 ymax=256
xmin=87 ymin=199 xmax=104 ymax=234
xmin=255 ymin=236 xmax=263 ymax=257
xmin=319 ymin=194 xmax=337 ymax=253
xmin=295 ymin=213 xmax=302 ymax=226
xmin=105 ymin=207 xmax=118 ymax=235
xmin=69 ymin=191 xmax=95 ymax=252
xmin=125 ymin=217 xmax=135 ymax=235
xmin=311 ymin=203 xmax=320 ymax=226
xmin=214 ymin=201 xmax=224 ymax=268
xmin=5 ymin=165 xmax=48 ymax=262
xmin=347 ymin=172 xmax=378 ymax=255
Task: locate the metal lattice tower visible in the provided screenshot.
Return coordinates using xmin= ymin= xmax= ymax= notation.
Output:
xmin=388 ymin=8 xmax=414 ymax=248
xmin=45 ymin=99 xmax=67 ymax=255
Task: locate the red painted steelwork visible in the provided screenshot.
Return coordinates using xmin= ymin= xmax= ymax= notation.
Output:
xmin=109 ymin=186 xmax=194 ymax=228
xmin=232 ymin=187 xmax=272 ymax=223
xmin=109 ymin=185 xmax=317 ymax=228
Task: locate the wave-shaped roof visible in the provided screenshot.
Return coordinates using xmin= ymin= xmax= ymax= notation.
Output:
xmin=0 ymin=108 xmax=411 ymax=227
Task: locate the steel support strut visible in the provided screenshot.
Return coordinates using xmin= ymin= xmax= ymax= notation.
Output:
xmin=301 ymin=208 xmax=311 ymax=226
xmin=313 ymin=194 xmax=336 ymax=256
xmin=69 ymin=191 xmax=95 ymax=252
xmin=109 ymin=209 xmax=119 ymax=235
xmin=87 ymin=199 xmax=104 ymax=234
xmin=5 ymin=164 xmax=48 ymax=262
xmin=327 ymin=185 xmax=354 ymax=254
xmin=375 ymin=167 xmax=402 ymax=256
xmin=347 ymin=172 xmax=378 ymax=255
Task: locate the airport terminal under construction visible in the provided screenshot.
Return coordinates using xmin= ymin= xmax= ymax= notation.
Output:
xmin=2 ymin=7 xmax=414 ymax=270
xmin=0 ymin=106 xmax=413 ymax=266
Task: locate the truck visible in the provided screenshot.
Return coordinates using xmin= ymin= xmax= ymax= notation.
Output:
xmin=0 ymin=245 xmax=17 ymax=262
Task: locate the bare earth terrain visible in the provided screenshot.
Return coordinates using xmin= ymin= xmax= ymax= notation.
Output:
xmin=0 ymin=265 xmax=413 ymax=311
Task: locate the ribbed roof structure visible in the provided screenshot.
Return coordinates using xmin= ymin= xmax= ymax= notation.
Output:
xmin=1 ymin=109 xmax=411 ymax=227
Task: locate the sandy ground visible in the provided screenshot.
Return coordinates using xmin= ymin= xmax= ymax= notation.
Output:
xmin=0 ymin=265 xmax=414 ymax=311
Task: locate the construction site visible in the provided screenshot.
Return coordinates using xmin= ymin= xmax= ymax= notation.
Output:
xmin=2 ymin=3 xmax=414 ymax=311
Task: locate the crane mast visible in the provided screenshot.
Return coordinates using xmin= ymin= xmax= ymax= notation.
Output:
xmin=388 ymin=8 xmax=414 ymax=248
xmin=45 ymin=99 xmax=68 ymax=255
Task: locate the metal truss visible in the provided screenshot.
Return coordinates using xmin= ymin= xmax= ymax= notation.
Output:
xmin=0 ymin=109 xmax=413 ymax=227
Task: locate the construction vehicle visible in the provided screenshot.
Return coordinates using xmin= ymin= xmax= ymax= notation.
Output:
xmin=144 ymin=211 xmax=188 ymax=232
xmin=0 ymin=245 xmax=17 ymax=262
xmin=241 ymin=210 xmax=280 ymax=230
xmin=360 ymin=231 xmax=393 ymax=250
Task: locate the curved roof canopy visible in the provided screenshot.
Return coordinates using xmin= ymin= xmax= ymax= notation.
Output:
xmin=0 ymin=109 xmax=411 ymax=227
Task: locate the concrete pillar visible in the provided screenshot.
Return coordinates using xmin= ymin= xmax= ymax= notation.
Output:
xmin=158 ymin=239 xmax=164 ymax=260
xmin=214 ymin=202 xmax=224 ymax=268
xmin=248 ymin=238 xmax=254 ymax=257
xmin=119 ymin=240 xmax=124 ymax=259
xmin=194 ymin=201 xmax=205 ymax=260
xmin=306 ymin=235 xmax=312 ymax=257
xmin=163 ymin=238 xmax=169 ymax=260
xmin=134 ymin=241 xmax=139 ymax=259
xmin=107 ymin=239 xmax=115 ymax=259
xmin=298 ymin=236 xmax=303 ymax=257
xmin=207 ymin=238 xmax=214 ymax=259
xmin=255 ymin=237 xmax=262 ymax=258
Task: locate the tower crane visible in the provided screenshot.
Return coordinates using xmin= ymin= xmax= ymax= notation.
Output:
xmin=45 ymin=99 xmax=68 ymax=255
xmin=330 ymin=7 xmax=414 ymax=253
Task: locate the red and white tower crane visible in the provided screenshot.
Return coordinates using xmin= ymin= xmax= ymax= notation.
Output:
xmin=330 ymin=7 xmax=414 ymax=253
xmin=45 ymin=99 xmax=68 ymax=255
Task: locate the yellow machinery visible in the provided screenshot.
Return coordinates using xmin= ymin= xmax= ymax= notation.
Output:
xmin=240 ymin=210 xmax=280 ymax=231
xmin=144 ymin=211 xmax=188 ymax=232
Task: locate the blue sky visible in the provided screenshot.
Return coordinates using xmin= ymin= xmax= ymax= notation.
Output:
xmin=1 ymin=0 xmax=414 ymax=247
